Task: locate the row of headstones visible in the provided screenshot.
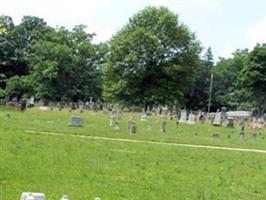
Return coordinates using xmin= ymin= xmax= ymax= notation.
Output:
xmin=68 ymin=115 xmax=264 ymax=141
xmin=107 ymin=111 xmax=168 ymax=134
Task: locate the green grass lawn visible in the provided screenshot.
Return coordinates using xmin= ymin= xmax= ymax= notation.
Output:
xmin=1 ymin=107 xmax=266 ymax=199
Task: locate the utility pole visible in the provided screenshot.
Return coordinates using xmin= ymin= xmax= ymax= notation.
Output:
xmin=208 ymin=73 xmax=213 ymax=114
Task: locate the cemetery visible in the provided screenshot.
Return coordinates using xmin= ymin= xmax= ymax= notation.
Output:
xmin=1 ymin=2 xmax=266 ymax=200
xmin=0 ymin=104 xmax=266 ymax=200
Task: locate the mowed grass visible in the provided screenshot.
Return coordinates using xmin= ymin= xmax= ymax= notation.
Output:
xmin=0 ymin=106 xmax=266 ymax=150
xmin=1 ymin=107 xmax=266 ymax=200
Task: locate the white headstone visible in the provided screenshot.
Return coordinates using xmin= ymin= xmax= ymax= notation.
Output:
xmin=28 ymin=96 xmax=34 ymax=105
xmin=179 ymin=110 xmax=187 ymax=123
xmin=141 ymin=112 xmax=147 ymax=121
xmin=187 ymin=113 xmax=196 ymax=125
xmin=213 ymin=111 xmax=222 ymax=126
xmin=20 ymin=192 xmax=45 ymax=200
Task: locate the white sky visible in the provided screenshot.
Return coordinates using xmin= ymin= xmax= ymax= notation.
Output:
xmin=1 ymin=0 xmax=266 ymax=60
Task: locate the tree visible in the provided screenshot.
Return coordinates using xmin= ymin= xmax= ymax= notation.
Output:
xmin=185 ymin=47 xmax=213 ymax=110
xmin=29 ymin=25 xmax=102 ymax=101
xmin=212 ymin=49 xmax=253 ymax=110
xmin=104 ymin=6 xmax=201 ymax=109
xmin=0 ymin=15 xmax=51 ymax=90
xmin=242 ymin=44 xmax=266 ymax=116
xmin=5 ymin=75 xmax=32 ymax=99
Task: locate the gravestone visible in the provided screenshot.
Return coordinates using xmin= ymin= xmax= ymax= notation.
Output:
xmin=221 ymin=107 xmax=227 ymax=124
xmin=161 ymin=107 xmax=168 ymax=118
xmin=197 ymin=110 xmax=202 ymax=121
xmin=68 ymin=116 xmax=84 ymax=127
xmin=187 ymin=113 xmax=196 ymax=125
xmin=20 ymin=192 xmax=45 ymax=200
xmin=127 ymin=119 xmax=133 ymax=130
xmin=28 ymin=96 xmax=34 ymax=107
xmin=39 ymin=106 xmax=49 ymax=111
xmin=226 ymin=117 xmax=234 ymax=128
xmin=20 ymin=99 xmax=27 ymax=112
xmin=199 ymin=112 xmax=206 ymax=123
xmin=70 ymin=102 xmax=76 ymax=110
xmin=130 ymin=122 xmax=137 ymax=134
xmin=179 ymin=110 xmax=187 ymax=124
xmin=141 ymin=112 xmax=148 ymax=121
xmin=160 ymin=120 xmax=167 ymax=132
xmin=212 ymin=133 xmax=219 ymax=139
xmin=227 ymin=134 xmax=231 ymax=139
xmin=251 ymin=117 xmax=259 ymax=129
xmin=95 ymin=197 xmax=101 ymax=200
xmin=213 ymin=110 xmax=222 ymax=126
xmin=109 ymin=112 xmax=115 ymax=128
xmin=113 ymin=121 xmax=120 ymax=130
xmin=58 ymin=102 xmax=64 ymax=111
xmin=251 ymin=133 xmax=257 ymax=142
xmin=60 ymin=195 xmax=69 ymax=200
xmin=240 ymin=132 xmax=245 ymax=140
xmin=239 ymin=124 xmax=245 ymax=140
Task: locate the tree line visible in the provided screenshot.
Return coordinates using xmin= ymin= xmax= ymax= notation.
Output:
xmin=0 ymin=7 xmax=265 ymax=114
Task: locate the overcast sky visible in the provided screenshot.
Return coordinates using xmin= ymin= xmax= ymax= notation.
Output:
xmin=1 ymin=0 xmax=266 ymax=61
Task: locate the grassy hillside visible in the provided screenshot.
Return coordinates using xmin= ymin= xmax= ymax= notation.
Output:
xmin=0 ymin=107 xmax=266 ymax=199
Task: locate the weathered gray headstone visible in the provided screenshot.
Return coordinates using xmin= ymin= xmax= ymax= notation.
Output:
xmin=213 ymin=110 xmax=222 ymax=126
xmin=113 ymin=121 xmax=120 ymax=130
xmin=251 ymin=133 xmax=257 ymax=141
xmin=160 ymin=121 xmax=167 ymax=132
xmin=68 ymin=116 xmax=84 ymax=127
xmin=226 ymin=117 xmax=234 ymax=128
xmin=20 ymin=99 xmax=27 ymax=112
xmin=240 ymin=132 xmax=245 ymax=140
xmin=130 ymin=122 xmax=137 ymax=134
xmin=128 ymin=120 xmax=133 ymax=130
xmin=109 ymin=113 xmax=115 ymax=128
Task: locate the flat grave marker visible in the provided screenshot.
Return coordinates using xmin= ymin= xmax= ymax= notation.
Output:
xmin=20 ymin=192 xmax=45 ymax=200
xmin=68 ymin=116 xmax=84 ymax=127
